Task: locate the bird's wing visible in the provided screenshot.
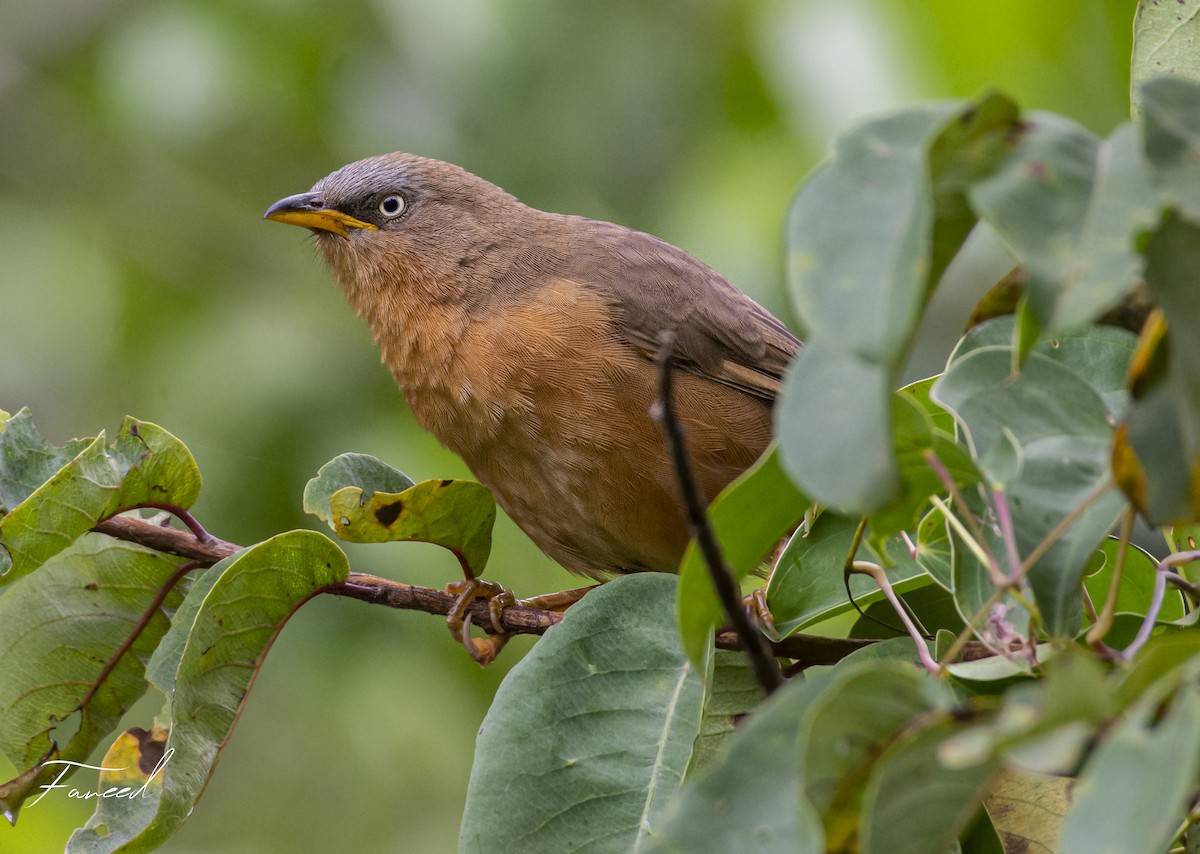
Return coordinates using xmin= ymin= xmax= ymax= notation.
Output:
xmin=564 ymin=219 xmax=801 ymax=402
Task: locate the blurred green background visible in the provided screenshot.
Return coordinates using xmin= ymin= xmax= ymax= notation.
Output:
xmin=0 ymin=1 xmax=1134 ymax=851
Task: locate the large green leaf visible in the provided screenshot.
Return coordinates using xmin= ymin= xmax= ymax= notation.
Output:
xmin=641 ymin=672 xmax=830 ymax=854
xmin=766 ymin=512 xmax=926 ymax=638
xmin=952 ymin=317 xmax=1139 ymax=420
xmin=1133 ymin=0 xmax=1200 ymax=112
xmin=0 ymin=418 xmax=200 ymax=584
xmin=460 ymin=574 xmax=706 ymax=854
xmin=869 ymin=390 xmax=979 ymax=542
xmin=0 ymin=536 xmax=185 ymax=821
xmin=1083 ymin=537 xmax=1185 ymax=624
xmin=676 ymin=445 xmax=808 ymax=668
xmin=647 ymin=659 xmax=951 ymax=854
xmin=932 ymin=348 xmax=1126 ymax=636
xmin=65 ymin=530 xmax=348 ymax=853
xmin=686 ymin=651 xmax=761 ymax=778
xmin=1061 ymin=674 xmax=1200 ymax=854
xmin=803 ymin=662 xmax=952 ymax=849
xmin=970 ymin=116 xmax=1158 ymax=333
xmin=1140 ymin=76 xmax=1200 ymax=221
xmin=0 ymin=408 xmax=90 ymax=514
xmin=777 ymin=93 xmax=1020 ymax=513
xmin=860 ymin=718 xmax=998 ymax=854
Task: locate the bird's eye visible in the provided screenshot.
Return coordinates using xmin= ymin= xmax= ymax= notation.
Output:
xmin=378 ymin=194 xmax=406 ymax=218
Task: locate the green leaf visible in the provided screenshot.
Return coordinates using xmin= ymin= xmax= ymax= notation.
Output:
xmin=304 ymin=453 xmax=494 ymax=575
xmin=328 ymin=479 xmax=495 ymax=574
xmin=1117 ymin=630 xmax=1200 ymax=707
xmin=460 ymin=574 xmax=706 ymax=854
xmin=641 ymin=672 xmax=829 ymax=854
xmin=0 ymin=434 xmax=119 ymax=582
xmin=802 ymin=662 xmax=952 ymax=849
xmin=677 ymin=445 xmax=807 ymax=667
xmin=970 ymin=116 xmax=1158 ymax=333
xmin=0 ymin=537 xmax=185 ymax=820
xmin=686 ymin=651 xmax=761 ymax=778
xmin=68 ymin=530 xmax=348 ymax=853
xmin=953 ymin=316 xmax=1139 ymax=420
xmin=861 ymin=718 xmax=998 ymax=854
xmin=945 ymin=648 xmax=1114 ymax=774
xmin=870 ymin=390 xmax=979 ymax=540
xmin=106 ymin=418 xmax=202 ymax=513
xmin=900 ymin=375 xmax=957 ymax=436
xmin=916 ymin=506 xmax=957 ymax=591
xmin=1061 ymin=676 xmax=1200 ymax=854
xmin=777 ymin=93 xmax=1021 ymax=513
xmin=766 ymin=513 xmax=926 ymax=638
xmin=1133 ymin=0 xmax=1200 ymax=112
xmin=1083 ymin=537 xmax=1185 ymax=623
xmin=649 ymin=659 xmax=950 ymax=854
xmin=1140 ymin=76 xmax=1200 ymax=220
xmin=932 ymin=347 xmax=1126 ymax=636
xmin=959 ymin=807 xmax=1006 ymax=854
xmin=0 ymin=418 xmax=201 ymax=584
xmin=302 ymin=452 xmax=415 ymax=528
xmin=0 ymin=408 xmax=90 ymax=514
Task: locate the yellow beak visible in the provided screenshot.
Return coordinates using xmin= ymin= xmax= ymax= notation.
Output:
xmin=263 ymin=192 xmax=377 ymax=238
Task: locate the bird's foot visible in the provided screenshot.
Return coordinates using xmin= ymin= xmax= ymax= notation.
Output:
xmin=743 ymin=587 xmax=776 ymax=636
xmin=516 ymin=584 xmax=598 ymax=613
xmin=445 ymin=578 xmax=517 ymax=666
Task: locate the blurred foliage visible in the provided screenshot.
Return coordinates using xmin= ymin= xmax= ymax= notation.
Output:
xmin=0 ymin=1 xmax=1135 ymax=851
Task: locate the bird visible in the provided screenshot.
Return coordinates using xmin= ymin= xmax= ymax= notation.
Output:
xmin=265 ymin=154 xmax=800 ymax=585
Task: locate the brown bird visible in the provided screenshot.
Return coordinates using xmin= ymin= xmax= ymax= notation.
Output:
xmin=265 ymin=154 xmax=800 ymax=584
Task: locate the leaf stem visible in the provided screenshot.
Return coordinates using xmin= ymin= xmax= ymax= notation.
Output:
xmin=851 ymin=560 xmax=940 ymax=673
xmin=1118 ymin=549 xmax=1200 ymax=662
xmin=76 ymin=560 xmax=201 ymax=714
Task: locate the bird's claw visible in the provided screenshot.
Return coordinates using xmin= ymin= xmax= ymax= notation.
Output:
xmin=744 ymin=587 xmax=776 ymax=636
xmin=446 ymin=578 xmax=517 ymax=666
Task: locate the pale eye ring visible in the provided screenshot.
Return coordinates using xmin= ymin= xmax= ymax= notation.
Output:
xmin=378 ymin=194 xmax=406 ymax=218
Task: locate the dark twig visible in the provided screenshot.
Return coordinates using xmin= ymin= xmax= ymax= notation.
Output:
xmin=653 ymin=332 xmax=784 ymax=695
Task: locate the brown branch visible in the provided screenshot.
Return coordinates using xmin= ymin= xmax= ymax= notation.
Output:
xmin=93 ymin=514 xmax=988 ymax=668
xmin=94 ymin=515 xmax=240 ymax=564
xmin=654 ymin=332 xmax=784 ymax=695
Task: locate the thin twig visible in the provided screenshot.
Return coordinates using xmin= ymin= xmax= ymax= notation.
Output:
xmin=992 ymin=490 xmax=1022 ymax=582
xmin=1118 ymin=549 xmax=1200 ymax=661
xmin=851 ymin=561 xmax=941 ymax=673
xmin=654 ymin=332 xmax=783 ymax=695
xmin=76 ymin=560 xmax=202 ymax=713
xmin=104 ymin=502 xmax=226 ymax=547
xmin=924 ymin=449 xmax=1004 ymax=583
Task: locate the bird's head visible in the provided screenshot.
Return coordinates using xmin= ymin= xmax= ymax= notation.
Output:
xmin=265 ymin=153 xmax=528 ymax=306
